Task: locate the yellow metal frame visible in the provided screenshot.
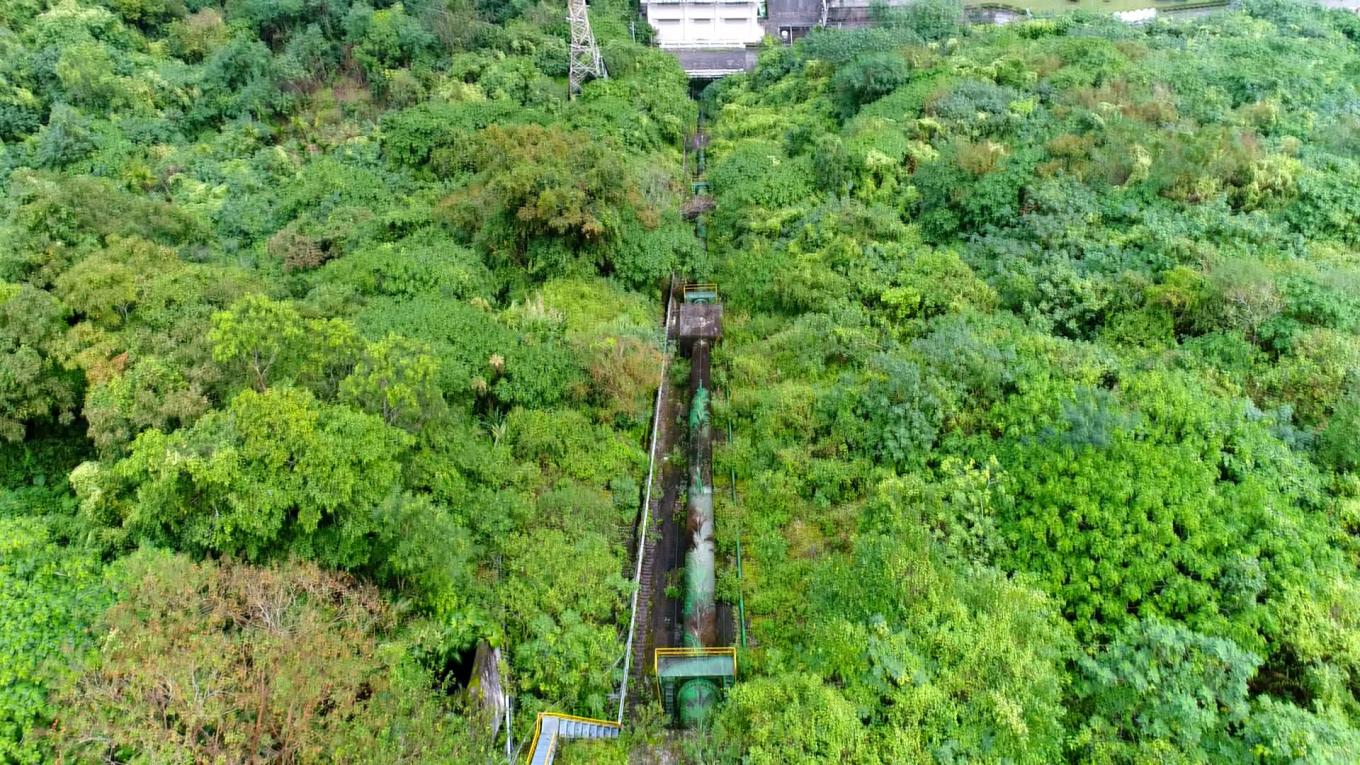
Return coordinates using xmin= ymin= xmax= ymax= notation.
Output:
xmin=652 ymin=646 xmax=739 ymax=702
xmin=681 ymin=282 xmax=719 ymax=300
xmin=523 ymin=712 xmax=621 ymax=764
xmin=653 ymin=646 xmax=738 ymax=675
xmin=524 ymin=714 xmax=551 ymax=765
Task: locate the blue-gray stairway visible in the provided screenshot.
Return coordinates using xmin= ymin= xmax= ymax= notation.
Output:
xmin=524 ymin=713 xmax=620 ymax=765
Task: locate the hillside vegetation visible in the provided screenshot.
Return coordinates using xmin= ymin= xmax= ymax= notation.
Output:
xmin=0 ymin=0 xmax=691 ymax=761
xmin=702 ymin=2 xmax=1360 ymax=763
xmin=3 ymin=0 xmax=1360 ymax=763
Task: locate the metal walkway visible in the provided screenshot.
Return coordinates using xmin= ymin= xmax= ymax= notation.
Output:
xmin=617 ymin=278 xmax=677 ymax=720
xmin=524 ymin=713 xmax=621 ymax=765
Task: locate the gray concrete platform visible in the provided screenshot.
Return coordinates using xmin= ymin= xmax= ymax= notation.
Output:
xmin=669 ymin=47 xmax=759 ymax=76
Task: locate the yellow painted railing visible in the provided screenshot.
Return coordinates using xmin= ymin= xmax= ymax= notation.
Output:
xmin=653 ymin=645 xmax=739 ymax=675
xmin=523 ymin=712 xmax=621 ymax=764
xmin=681 ymin=282 xmax=719 ymax=300
xmin=545 ymin=712 xmax=621 ymax=728
xmin=652 ymin=647 xmax=739 ymax=705
xmin=524 ymin=713 xmax=549 ymax=764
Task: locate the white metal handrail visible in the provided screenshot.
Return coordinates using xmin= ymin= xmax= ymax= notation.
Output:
xmin=616 ymin=278 xmax=676 ymax=724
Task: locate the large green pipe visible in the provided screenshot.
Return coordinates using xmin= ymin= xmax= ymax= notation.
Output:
xmin=682 ymin=341 xmax=716 ymax=648
xmin=678 ymin=678 xmax=719 ymax=727
xmin=678 ymin=338 xmax=718 ymax=725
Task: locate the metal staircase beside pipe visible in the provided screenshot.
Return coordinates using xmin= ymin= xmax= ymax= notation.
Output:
xmin=524 ymin=713 xmax=621 ymax=765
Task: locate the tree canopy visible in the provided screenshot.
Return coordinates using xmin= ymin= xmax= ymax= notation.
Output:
xmin=704 ymin=2 xmax=1360 ymax=761
xmin=4 ymin=0 xmax=1360 ymax=762
xmin=0 ymin=0 xmax=691 ymax=759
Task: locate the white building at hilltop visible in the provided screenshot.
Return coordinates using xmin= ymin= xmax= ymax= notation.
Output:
xmin=641 ymin=0 xmax=894 ymax=52
xmin=642 ymin=0 xmax=766 ymax=48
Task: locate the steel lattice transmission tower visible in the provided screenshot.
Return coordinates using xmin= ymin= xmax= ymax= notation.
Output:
xmin=568 ymin=0 xmax=606 ymax=97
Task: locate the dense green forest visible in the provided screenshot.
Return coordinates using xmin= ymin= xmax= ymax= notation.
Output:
xmin=702 ymin=2 xmax=1360 ymax=762
xmin=3 ymin=0 xmax=1360 ymax=762
xmin=0 ymin=0 xmax=693 ymax=761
